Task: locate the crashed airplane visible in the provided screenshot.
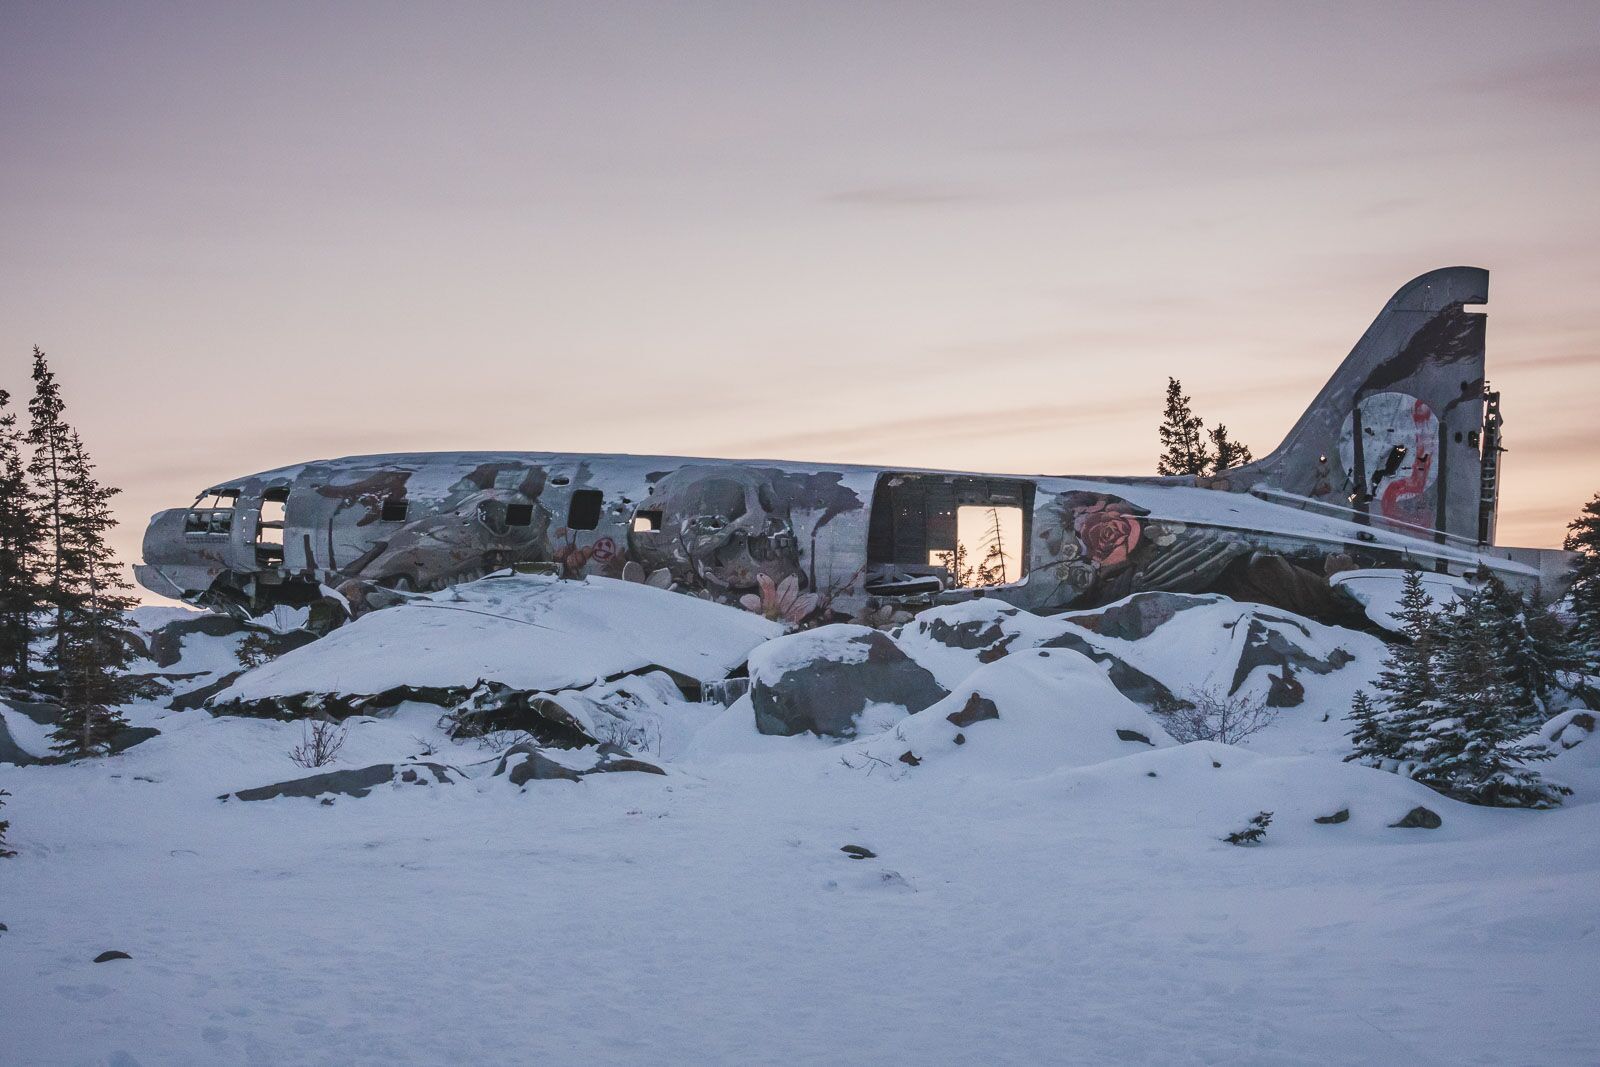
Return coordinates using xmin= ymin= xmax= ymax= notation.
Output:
xmin=137 ymin=267 xmax=1569 ymax=630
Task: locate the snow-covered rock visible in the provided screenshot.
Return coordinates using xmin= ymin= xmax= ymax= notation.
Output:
xmin=212 ymin=574 xmax=781 ymax=712
xmin=849 ymin=648 xmax=1174 ymax=777
xmin=1330 ymin=568 xmax=1470 ymax=633
xmin=748 ymin=624 xmax=946 ymax=737
xmin=220 ymin=760 xmax=466 ymax=802
xmin=890 ymin=593 xmax=1384 ymax=752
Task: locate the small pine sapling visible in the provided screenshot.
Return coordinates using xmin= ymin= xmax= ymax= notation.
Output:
xmin=1223 ymin=811 xmax=1273 ymax=846
xmin=1345 ymin=689 xmax=1394 ymax=767
xmin=236 ymin=630 xmax=276 ymax=670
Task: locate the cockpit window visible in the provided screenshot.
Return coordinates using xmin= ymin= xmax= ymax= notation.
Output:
xmin=185 ymin=488 xmax=238 ymax=535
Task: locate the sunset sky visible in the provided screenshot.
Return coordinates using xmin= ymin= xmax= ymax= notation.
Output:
xmin=3 ymin=2 xmax=1597 ymax=591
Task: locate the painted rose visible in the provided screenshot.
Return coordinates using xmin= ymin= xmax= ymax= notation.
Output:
xmin=1074 ymin=501 xmax=1142 ymax=567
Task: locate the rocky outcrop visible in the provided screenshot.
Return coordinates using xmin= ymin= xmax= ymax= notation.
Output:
xmin=1063 ymin=592 xmax=1223 ymax=641
xmin=491 ymin=742 xmax=665 ymax=786
xmin=220 ymin=761 xmax=462 ymax=802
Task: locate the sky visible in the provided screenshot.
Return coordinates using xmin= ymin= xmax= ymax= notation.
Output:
xmin=2 ymin=1 xmax=1598 ymax=595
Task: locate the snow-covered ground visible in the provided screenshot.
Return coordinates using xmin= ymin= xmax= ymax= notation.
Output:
xmin=2 ymin=588 xmax=1597 ymax=1065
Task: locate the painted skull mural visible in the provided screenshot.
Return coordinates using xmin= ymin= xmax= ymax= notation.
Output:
xmin=314 ymin=463 xmax=555 ymax=610
xmin=627 ymin=465 xmax=863 ymax=603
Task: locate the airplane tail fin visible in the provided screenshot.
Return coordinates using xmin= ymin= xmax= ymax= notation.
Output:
xmin=1227 ymin=266 xmax=1494 ymax=546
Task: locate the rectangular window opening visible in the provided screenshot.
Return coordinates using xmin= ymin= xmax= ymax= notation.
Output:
xmin=567 ymin=489 xmax=603 ymax=531
xmin=505 ymin=502 xmax=534 ymax=527
xmin=381 ymin=499 xmax=410 ymax=522
xmin=632 ymin=509 xmax=663 ymax=533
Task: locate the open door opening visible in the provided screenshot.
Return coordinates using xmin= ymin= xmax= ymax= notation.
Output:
xmin=255 ymin=487 xmax=287 ymax=567
xmin=866 ymin=474 xmax=1033 ymax=595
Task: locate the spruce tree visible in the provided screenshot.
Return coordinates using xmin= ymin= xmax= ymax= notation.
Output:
xmin=1157 ymin=377 xmax=1212 ymax=477
xmin=1207 ymin=423 xmax=1254 ymax=473
xmin=1366 ymin=569 xmax=1439 ymax=765
xmin=26 ymin=347 xmax=74 ymax=677
xmin=49 ymin=430 xmax=134 ymax=758
xmin=0 ymin=384 xmax=41 ymax=684
xmin=1565 ymin=492 xmax=1600 ymax=676
xmin=1344 ymin=689 xmax=1394 ymax=767
xmin=1406 ymin=584 xmax=1567 ymax=807
xmin=1483 ymin=575 xmax=1569 ymax=730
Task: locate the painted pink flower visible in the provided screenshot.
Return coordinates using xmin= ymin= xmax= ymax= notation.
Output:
xmin=1074 ymin=501 xmax=1141 ymax=567
xmin=739 ymin=573 xmax=818 ymax=626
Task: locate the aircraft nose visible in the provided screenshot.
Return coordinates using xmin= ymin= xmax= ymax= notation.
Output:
xmin=134 ymin=507 xmax=226 ymax=601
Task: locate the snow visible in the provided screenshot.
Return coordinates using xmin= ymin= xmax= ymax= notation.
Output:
xmin=2 ymin=593 xmax=1597 ymax=1064
xmin=216 ymin=573 xmax=781 ymax=702
xmin=0 ymin=704 xmax=53 ymax=759
xmin=1332 ymin=567 xmax=1470 ymax=632
xmin=851 ymin=648 xmax=1174 ymax=777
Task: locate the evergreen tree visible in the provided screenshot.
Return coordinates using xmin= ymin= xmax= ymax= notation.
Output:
xmin=1157 ymin=377 xmax=1212 ymax=477
xmin=1207 ymin=423 xmax=1254 ymax=473
xmin=1344 ymin=689 xmax=1395 ymax=767
xmin=26 ymin=346 xmax=74 ymax=677
xmin=1565 ymin=492 xmax=1600 ymax=676
xmin=1405 ymin=584 xmax=1567 ymax=808
xmin=0 ymin=384 xmax=41 ymax=683
xmin=1483 ymin=575 xmax=1570 ymax=730
xmin=49 ymin=430 xmax=134 ymax=758
xmin=1366 ymin=570 xmax=1439 ymax=763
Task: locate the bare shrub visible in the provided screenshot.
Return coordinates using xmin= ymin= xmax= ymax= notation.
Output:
xmin=594 ymin=713 xmax=663 ymax=755
xmin=1157 ymin=687 xmax=1277 ymax=745
xmin=474 ymin=728 xmax=531 ymax=752
xmin=288 ymin=718 xmax=347 ymax=768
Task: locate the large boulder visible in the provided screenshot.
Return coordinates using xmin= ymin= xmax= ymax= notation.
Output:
xmin=748 ymin=624 xmax=947 ymax=737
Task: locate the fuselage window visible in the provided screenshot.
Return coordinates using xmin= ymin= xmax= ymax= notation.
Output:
xmin=185 ymin=488 xmax=239 ymax=535
xmin=632 ymin=509 xmax=663 ymax=533
xmin=506 ymin=503 xmax=534 ymax=527
xmin=381 ymin=499 xmax=409 ymax=522
xmin=567 ymin=489 xmax=603 ymax=531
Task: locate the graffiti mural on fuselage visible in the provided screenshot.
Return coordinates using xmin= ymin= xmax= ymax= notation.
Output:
xmin=300 ymin=457 xmax=874 ymax=613
xmin=136 ymin=271 xmax=1547 ymax=629
xmin=138 ymin=451 xmax=1530 ymax=635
